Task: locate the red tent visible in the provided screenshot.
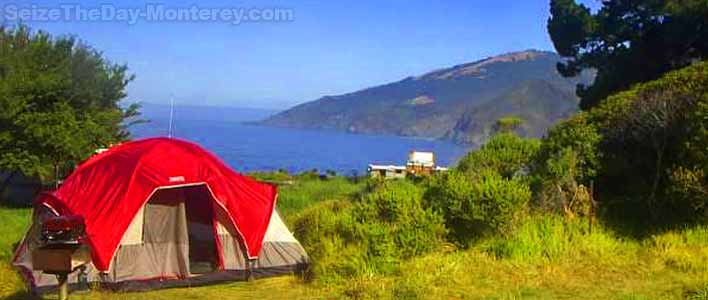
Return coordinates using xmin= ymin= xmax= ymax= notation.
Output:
xmin=36 ymin=137 xmax=277 ymax=272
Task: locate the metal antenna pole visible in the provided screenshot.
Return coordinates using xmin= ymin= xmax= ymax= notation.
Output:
xmin=57 ymin=274 xmax=68 ymax=300
xmin=168 ymin=97 xmax=175 ymax=138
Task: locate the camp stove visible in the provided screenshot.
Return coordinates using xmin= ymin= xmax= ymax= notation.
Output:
xmin=32 ymin=215 xmax=91 ymax=300
xmin=41 ymin=215 xmax=86 ymax=246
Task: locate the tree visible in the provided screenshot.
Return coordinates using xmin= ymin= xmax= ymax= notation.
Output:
xmin=548 ymin=0 xmax=708 ymax=109
xmin=0 ymin=25 xmax=140 ymax=182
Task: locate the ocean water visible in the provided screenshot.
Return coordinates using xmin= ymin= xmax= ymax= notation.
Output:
xmin=130 ymin=103 xmax=468 ymax=175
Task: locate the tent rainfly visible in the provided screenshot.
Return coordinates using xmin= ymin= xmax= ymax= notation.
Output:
xmin=13 ymin=138 xmax=309 ymax=293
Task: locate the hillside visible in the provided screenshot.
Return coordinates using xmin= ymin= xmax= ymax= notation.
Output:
xmin=445 ymin=79 xmax=579 ymax=144
xmin=259 ymin=50 xmax=592 ymax=144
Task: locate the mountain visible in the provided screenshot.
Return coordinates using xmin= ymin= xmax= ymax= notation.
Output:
xmin=258 ymin=50 xmax=593 ymax=144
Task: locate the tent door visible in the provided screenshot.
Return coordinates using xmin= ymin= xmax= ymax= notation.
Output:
xmin=183 ymin=186 xmax=219 ymax=274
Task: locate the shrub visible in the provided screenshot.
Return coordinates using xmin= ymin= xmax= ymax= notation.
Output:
xmin=535 ymin=113 xmax=601 ymax=183
xmin=532 ymin=60 xmax=708 ymax=226
xmin=532 ymin=113 xmax=602 ymax=214
xmin=354 ymin=180 xmax=447 ymax=258
xmin=291 ymin=180 xmax=446 ymax=282
xmin=535 ymin=148 xmax=597 ymax=217
xmin=457 ymin=133 xmax=540 ymax=179
xmin=291 ymin=200 xmax=354 ymax=282
xmin=426 ymin=170 xmax=531 ymax=245
xmin=595 ymin=61 xmax=708 ymax=224
xmin=667 ymin=167 xmax=708 ymax=220
xmin=667 ymin=94 xmax=708 ymax=220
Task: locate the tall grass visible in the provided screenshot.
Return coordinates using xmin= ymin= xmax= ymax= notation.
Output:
xmin=649 ymin=226 xmax=708 ymax=273
xmin=481 ymin=215 xmax=635 ymax=263
xmin=277 ymin=176 xmax=365 ymax=221
xmin=686 ymin=284 xmax=708 ymax=300
xmin=339 ymin=215 xmax=708 ymax=300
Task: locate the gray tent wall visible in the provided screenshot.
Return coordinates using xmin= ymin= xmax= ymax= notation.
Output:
xmin=13 ymin=184 xmax=309 ymax=294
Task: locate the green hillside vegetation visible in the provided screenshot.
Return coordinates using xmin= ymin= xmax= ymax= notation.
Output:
xmin=1 ymin=174 xmax=707 ymax=299
xmin=6 ymin=60 xmax=708 ymax=298
xmin=550 ymin=60 xmax=708 ymax=230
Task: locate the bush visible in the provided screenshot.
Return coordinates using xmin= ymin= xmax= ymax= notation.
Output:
xmin=667 ymin=167 xmax=708 ymax=220
xmin=457 ymin=133 xmax=540 ymax=178
xmin=425 ymin=170 xmax=531 ymax=245
xmin=291 ymin=200 xmax=353 ymax=282
xmin=531 ymin=60 xmax=708 ymax=227
xmin=666 ymin=94 xmax=708 ymax=220
xmin=355 ymin=180 xmax=447 ymax=257
xmin=590 ymin=61 xmax=708 ymax=225
xmin=291 ymin=180 xmax=446 ymax=282
xmin=535 ymin=113 xmax=601 ymax=183
xmin=531 ymin=113 xmax=602 ymax=215
xmin=534 ymin=148 xmax=597 ymax=217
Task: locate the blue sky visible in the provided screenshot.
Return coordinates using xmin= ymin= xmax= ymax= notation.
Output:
xmin=3 ymin=0 xmax=601 ymax=109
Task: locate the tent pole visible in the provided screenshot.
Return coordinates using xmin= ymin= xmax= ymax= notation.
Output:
xmin=246 ymin=259 xmax=255 ymax=281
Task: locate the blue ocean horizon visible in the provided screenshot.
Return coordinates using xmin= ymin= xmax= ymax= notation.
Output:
xmin=130 ymin=103 xmax=469 ymax=175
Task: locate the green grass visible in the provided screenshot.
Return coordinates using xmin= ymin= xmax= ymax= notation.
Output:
xmin=3 ymin=276 xmax=332 ymax=300
xmin=0 ymin=207 xmax=32 ymax=297
xmin=386 ymin=248 xmax=706 ymax=300
xmin=276 ymin=176 xmax=366 ymax=222
xmin=1 ymin=177 xmax=707 ymax=299
xmin=325 ymin=218 xmax=708 ymax=300
xmin=0 ymin=207 xmax=31 ymax=262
